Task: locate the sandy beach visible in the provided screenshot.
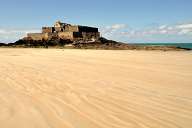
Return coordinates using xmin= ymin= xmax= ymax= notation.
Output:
xmin=0 ymin=48 xmax=192 ymax=128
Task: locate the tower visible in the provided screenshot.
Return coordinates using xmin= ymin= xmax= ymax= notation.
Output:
xmin=54 ymin=21 xmax=62 ymax=27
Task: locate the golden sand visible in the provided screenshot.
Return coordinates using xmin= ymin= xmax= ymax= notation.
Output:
xmin=0 ymin=48 xmax=192 ymax=128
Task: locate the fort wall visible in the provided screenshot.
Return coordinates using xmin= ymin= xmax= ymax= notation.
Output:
xmin=82 ymin=32 xmax=100 ymax=41
xmin=42 ymin=27 xmax=54 ymax=33
xmin=27 ymin=33 xmax=46 ymax=40
xmin=64 ymin=26 xmax=79 ymax=32
xmin=58 ymin=32 xmax=74 ymax=40
xmin=44 ymin=33 xmax=58 ymax=40
xmin=26 ymin=21 xmax=100 ymax=41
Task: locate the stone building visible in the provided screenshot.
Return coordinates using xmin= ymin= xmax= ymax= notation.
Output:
xmin=26 ymin=21 xmax=100 ymax=41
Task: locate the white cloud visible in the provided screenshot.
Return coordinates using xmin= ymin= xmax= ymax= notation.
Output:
xmin=111 ymin=24 xmax=127 ymax=29
xmin=159 ymin=25 xmax=167 ymax=29
xmin=0 ymin=28 xmax=40 ymax=43
xmin=176 ymin=24 xmax=192 ymax=29
xmin=99 ymin=24 xmax=128 ymax=38
xmin=0 ymin=30 xmax=7 ymax=34
xmin=178 ymin=29 xmax=192 ymax=35
xmin=134 ymin=23 xmax=191 ymax=36
xmin=0 ymin=28 xmax=39 ymax=34
xmin=100 ymin=22 xmax=192 ymax=43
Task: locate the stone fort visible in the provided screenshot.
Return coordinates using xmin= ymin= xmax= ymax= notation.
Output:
xmin=26 ymin=21 xmax=100 ymax=41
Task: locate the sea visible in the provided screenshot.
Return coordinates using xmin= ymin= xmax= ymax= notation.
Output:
xmin=133 ymin=43 xmax=192 ymax=49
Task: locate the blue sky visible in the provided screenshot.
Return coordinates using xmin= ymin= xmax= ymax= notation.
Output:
xmin=0 ymin=0 xmax=192 ymax=43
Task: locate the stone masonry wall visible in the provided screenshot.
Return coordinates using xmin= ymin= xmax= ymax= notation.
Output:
xmin=42 ymin=27 xmax=54 ymax=33
xmin=82 ymin=32 xmax=100 ymax=41
xmin=58 ymin=32 xmax=74 ymax=40
xmin=64 ymin=26 xmax=79 ymax=32
xmin=27 ymin=33 xmax=46 ymax=40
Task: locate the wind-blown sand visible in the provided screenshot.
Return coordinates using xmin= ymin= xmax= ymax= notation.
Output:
xmin=0 ymin=48 xmax=192 ymax=128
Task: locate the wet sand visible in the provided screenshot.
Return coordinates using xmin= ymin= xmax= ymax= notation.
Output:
xmin=0 ymin=48 xmax=192 ymax=128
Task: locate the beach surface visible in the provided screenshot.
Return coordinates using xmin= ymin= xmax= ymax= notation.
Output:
xmin=0 ymin=48 xmax=192 ymax=128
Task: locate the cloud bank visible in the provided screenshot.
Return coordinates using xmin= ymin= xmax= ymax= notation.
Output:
xmin=0 ymin=28 xmax=40 ymax=43
xmin=100 ymin=23 xmax=192 ymax=43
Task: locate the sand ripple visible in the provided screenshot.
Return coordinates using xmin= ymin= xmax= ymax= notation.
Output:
xmin=0 ymin=49 xmax=192 ymax=128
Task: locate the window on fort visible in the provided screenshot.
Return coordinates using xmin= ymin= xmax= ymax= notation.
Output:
xmin=52 ymin=28 xmax=55 ymax=33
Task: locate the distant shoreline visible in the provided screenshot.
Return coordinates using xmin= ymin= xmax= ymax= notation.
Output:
xmin=133 ymin=43 xmax=192 ymax=49
xmin=0 ymin=40 xmax=191 ymax=51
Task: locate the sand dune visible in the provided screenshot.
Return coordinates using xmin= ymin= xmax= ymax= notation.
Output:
xmin=0 ymin=48 xmax=192 ymax=128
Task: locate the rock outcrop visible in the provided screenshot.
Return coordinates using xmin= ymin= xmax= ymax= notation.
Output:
xmin=0 ymin=37 xmax=189 ymax=51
